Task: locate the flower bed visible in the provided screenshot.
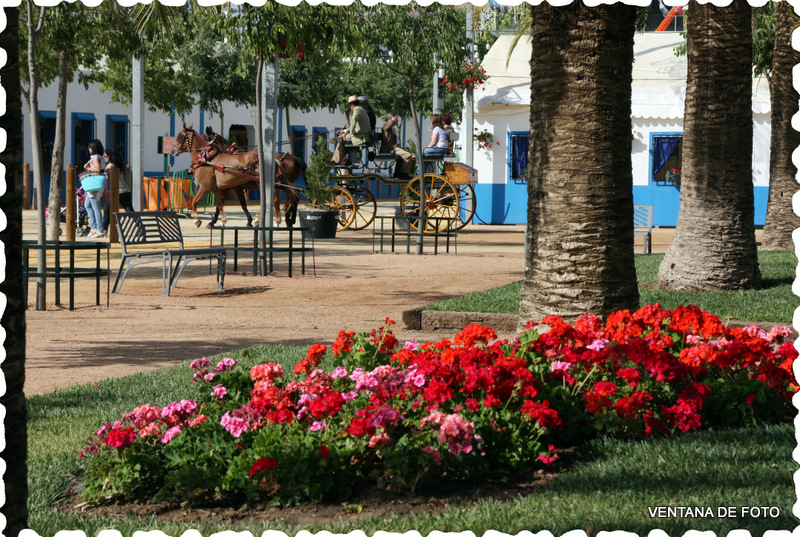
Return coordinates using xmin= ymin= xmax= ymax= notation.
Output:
xmin=79 ymin=304 xmax=796 ymax=506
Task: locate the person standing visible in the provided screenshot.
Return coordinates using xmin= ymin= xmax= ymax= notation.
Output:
xmin=381 ymin=112 xmax=417 ymax=180
xmin=81 ymin=139 xmax=107 ymax=238
xmin=101 ymin=148 xmax=135 ymax=234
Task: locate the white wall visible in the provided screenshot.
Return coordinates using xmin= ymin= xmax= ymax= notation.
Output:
xmin=470 ymin=104 xmax=529 ymax=185
xmin=22 ymin=76 xmax=347 ymax=175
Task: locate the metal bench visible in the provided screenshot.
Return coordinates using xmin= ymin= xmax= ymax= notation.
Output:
xmin=113 ymin=211 xmax=226 ymax=296
xmin=634 ymin=204 xmax=654 ymax=254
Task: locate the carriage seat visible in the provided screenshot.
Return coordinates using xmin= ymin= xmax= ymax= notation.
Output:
xmin=343 ymin=131 xmax=373 ymax=147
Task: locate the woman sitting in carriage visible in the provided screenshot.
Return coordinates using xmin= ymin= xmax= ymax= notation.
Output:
xmin=422 ymin=114 xmax=449 ymax=172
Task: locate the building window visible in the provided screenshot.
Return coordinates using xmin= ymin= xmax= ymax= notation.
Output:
xmin=39 ymin=111 xmax=56 ymax=174
xmin=508 ymin=132 xmax=529 ymax=180
xmin=72 ymin=112 xmax=96 ymax=166
xmin=290 ymin=126 xmax=307 ymax=162
xmin=312 ymin=127 xmax=327 ymax=154
xmin=228 ymin=124 xmax=249 ymax=148
xmin=106 ymin=115 xmax=129 ymax=164
xmin=652 ymin=135 xmax=683 ymax=184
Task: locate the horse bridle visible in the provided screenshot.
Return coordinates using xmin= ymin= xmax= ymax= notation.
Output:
xmin=172 ymin=129 xmax=204 ymax=155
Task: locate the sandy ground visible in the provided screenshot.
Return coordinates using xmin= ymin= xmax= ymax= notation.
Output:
xmin=23 ymin=207 xmax=531 ymax=396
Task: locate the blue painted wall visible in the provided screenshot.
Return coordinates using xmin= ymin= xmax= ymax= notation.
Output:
xmin=473 ymin=181 xmax=768 ymax=227
xmin=632 ymin=185 xmax=767 ymax=227
xmin=473 ymin=181 xmax=528 ymax=225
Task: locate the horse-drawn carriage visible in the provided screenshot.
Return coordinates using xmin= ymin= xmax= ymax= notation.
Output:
xmin=171 ymin=124 xmax=305 ymax=228
xmin=171 ymin=124 xmax=478 ymax=233
xmin=315 ymin=129 xmax=478 ymax=233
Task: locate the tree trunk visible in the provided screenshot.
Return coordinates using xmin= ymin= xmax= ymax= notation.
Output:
xmin=256 ymin=58 xmax=267 ymax=255
xmin=285 ymin=106 xmax=293 ymax=155
xmin=26 ymin=0 xmax=47 ymax=310
xmin=518 ymin=1 xmax=639 ymax=325
xmin=0 ymin=7 xmax=30 ymax=534
xmin=218 ymin=99 xmax=224 ymax=137
xmin=761 ymin=1 xmax=800 ymax=250
xmin=408 ymin=84 xmax=425 ymax=256
xmin=46 ymin=50 xmax=70 ymax=241
xmin=657 ymin=0 xmax=761 ymax=290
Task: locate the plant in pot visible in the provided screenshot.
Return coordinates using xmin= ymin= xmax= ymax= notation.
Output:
xmin=298 ymin=137 xmax=340 ymax=238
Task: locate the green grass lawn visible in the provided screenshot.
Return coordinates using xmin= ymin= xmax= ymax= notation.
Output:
xmin=425 ymin=251 xmax=798 ymax=324
xmin=28 ymin=341 xmax=797 ymax=535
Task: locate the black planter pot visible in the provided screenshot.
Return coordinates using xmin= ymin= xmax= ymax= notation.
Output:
xmin=298 ymin=209 xmax=338 ymax=239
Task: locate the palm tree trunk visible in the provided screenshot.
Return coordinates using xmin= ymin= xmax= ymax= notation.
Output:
xmin=761 ymin=1 xmax=800 ymax=250
xmin=46 ymin=50 xmax=70 ymax=241
xmin=0 ymin=7 xmax=30 ymax=534
xmin=657 ymin=0 xmax=761 ymax=290
xmin=519 ymin=1 xmax=638 ymax=324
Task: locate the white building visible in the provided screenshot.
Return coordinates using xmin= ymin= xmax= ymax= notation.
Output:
xmin=469 ymin=32 xmax=771 ymax=226
xmin=21 ymin=77 xmax=353 ymax=206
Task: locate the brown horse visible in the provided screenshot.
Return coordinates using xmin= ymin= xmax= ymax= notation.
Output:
xmin=171 ymin=124 xmax=304 ymax=228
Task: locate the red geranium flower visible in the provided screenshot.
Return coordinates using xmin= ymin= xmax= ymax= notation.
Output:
xmin=249 ymin=457 xmax=278 ymax=477
xmin=454 ymin=324 xmax=497 ymax=348
xmin=103 ymin=427 xmax=136 ymax=449
xmin=332 ymin=330 xmax=356 ymax=356
xmin=614 ymin=389 xmax=653 ymax=419
xmin=294 ymin=343 xmax=327 ymax=375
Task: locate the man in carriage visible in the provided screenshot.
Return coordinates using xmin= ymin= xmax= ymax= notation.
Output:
xmin=381 ymin=112 xmax=416 ymax=181
xmin=330 ymin=94 xmax=372 ymax=166
xmin=359 ymin=96 xmax=377 ymax=131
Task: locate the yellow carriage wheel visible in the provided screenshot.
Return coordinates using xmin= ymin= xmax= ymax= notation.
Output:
xmin=348 ymin=186 xmax=377 ymax=230
xmin=313 ymin=185 xmax=357 ymax=230
xmin=400 ymin=174 xmax=460 ymax=232
xmin=455 ymin=184 xmax=476 ymax=230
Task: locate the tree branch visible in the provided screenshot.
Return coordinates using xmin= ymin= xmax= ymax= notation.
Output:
xmin=33 ymin=5 xmax=45 ymax=37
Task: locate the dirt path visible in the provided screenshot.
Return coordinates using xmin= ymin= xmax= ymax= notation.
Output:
xmin=24 ymin=220 xmax=527 ymax=396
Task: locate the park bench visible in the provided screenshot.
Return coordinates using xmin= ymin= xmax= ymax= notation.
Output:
xmin=634 ymin=204 xmax=654 ymax=254
xmin=113 ymin=211 xmax=226 ymax=296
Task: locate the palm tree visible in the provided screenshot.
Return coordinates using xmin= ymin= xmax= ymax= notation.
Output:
xmin=657 ymin=0 xmax=761 ymax=290
xmin=518 ymin=1 xmax=639 ymax=324
xmin=761 ymin=1 xmax=800 ymax=250
xmin=0 ymin=7 xmax=30 ymax=535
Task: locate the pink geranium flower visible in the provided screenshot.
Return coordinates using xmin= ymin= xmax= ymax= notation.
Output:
xmin=221 ymin=411 xmax=250 ymax=438
xmin=162 ymin=425 xmax=182 ymax=444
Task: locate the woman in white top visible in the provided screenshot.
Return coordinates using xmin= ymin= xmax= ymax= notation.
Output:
xmin=422 ymin=114 xmax=448 ymax=172
xmin=82 ymin=139 xmax=107 ymax=238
